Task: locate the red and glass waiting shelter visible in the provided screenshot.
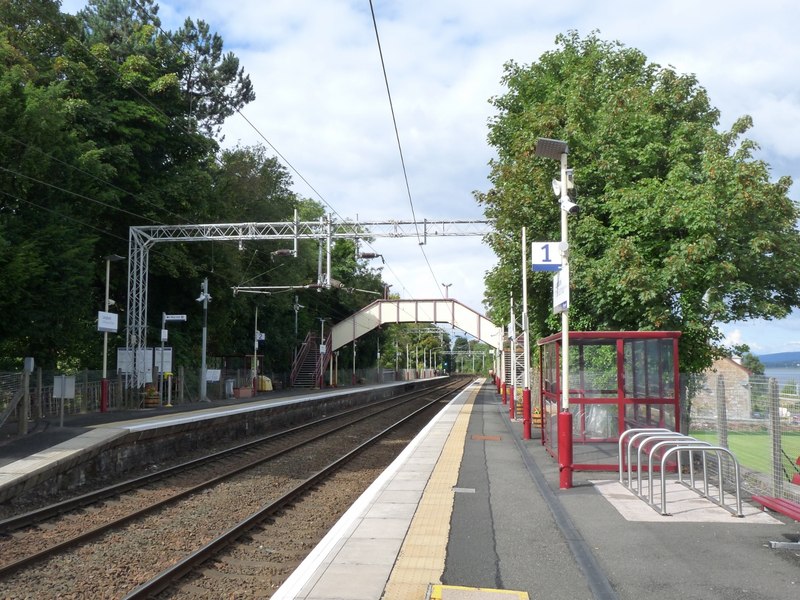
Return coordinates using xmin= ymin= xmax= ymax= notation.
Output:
xmin=537 ymin=331 xmax=681 ymax=471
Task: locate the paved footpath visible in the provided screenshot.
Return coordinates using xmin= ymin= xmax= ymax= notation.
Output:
xmin=441 ymin=383 xmax=800 ymax=600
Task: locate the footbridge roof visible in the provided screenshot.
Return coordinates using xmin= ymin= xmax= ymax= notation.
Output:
xmin=330 ymin=299 xmax=503 ymax=351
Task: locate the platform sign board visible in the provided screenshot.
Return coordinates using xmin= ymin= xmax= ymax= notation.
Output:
xmin=532 ymin=241 xmax=562 ymax=272
xmin=206 ymin=369 xmax=221 ymax=382
xmin=163 ymin=314 xmax=187 ymax=322
xmin=553 ymin=266 xmax=569 ymax=313
xmin=97 ymin=311 xmax=119 ymax=333
xmin=53 ymin=375 xmax=76 ymax=399
xmin=153 ymin=347 xmax=173 ymax=373
xmin=117 ymin=347 xmax=154 ymax=383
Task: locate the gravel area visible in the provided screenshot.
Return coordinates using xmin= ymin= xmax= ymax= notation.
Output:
xmin=0 ymin=395 xmax=447 ymax=599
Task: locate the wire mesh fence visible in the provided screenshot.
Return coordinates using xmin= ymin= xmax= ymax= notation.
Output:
xmin=684 ymin=371 xmax=800 ymax=506
xmin=0 ymin=365 xmax=433 ymax=428
xmin=4 ymin=362 xmax=796 ymax=507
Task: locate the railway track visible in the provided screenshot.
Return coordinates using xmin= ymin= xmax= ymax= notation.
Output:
xmin=0 ymin=377 xmax=471 ymax=598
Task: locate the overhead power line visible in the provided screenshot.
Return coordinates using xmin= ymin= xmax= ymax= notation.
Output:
xmin=126 ymin=0 xmax=413 ymax=298
xmin=367 ymin=0 xmax=447 ymax=300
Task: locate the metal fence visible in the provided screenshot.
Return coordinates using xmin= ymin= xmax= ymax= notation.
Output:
xmin=9 ymin=364 xmax=794 ymax=507
xmin=0 ymin=365 xmax=445 ymax=429
xmin=684 ymin=372 xmax=800 ymax=506
xmin=0 ymin=365 xmax=272 ymax=423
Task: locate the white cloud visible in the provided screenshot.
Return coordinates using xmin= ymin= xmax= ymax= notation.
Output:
xmin=58 ymin=0 xmax=800 ymax=350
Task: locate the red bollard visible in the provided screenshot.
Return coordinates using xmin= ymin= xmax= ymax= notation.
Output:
xmin=558 ymin=410 xmax=573 ymax=489
xmin=501 ymin=382 xmax=507 ymax=405
xmin=522 ymin=388 xmax=531 ymax=439
xmin=509 ymin=386 xmax=516 ymax=419
xmin=100 ymin=378 xmax=109 ymax=413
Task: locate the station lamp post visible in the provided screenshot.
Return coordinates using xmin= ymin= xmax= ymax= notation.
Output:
xmin=318 ymin=317 xmax=329 ymax=388
xmin=101 ymin=254 xmax=125 ymax=412
xmin=535 ymin=137 xmax=575 ymax=489
xmin=521 ymin=227 xmax=531 ymax=439
xmin=196 ymin=278 xmax=211 ymax=402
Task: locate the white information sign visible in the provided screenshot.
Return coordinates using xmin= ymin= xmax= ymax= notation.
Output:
xmin=53 ymin=375 xmax=76 ymax=399
xmin=553 ymin=266 xmax=569 ymax=313
xmin=164 ymin=314 xmax=187 ymax=322
xmin=154 ymin=347 xmax=173 ymax=373
xmin=117 ymin=347 xmax=155 ymax=382
xmin=531 ymin=241 xmax=562 ymax=272
xmin=206 ymin=369 xmax=221 ymax=382
xmin=97 ymin=311 xmax=119 ymax=333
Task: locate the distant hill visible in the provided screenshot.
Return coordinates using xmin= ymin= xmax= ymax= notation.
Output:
xmin=757 ymin=352 xmax=800 ymax=367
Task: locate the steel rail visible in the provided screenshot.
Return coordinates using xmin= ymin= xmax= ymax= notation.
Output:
xmin=0 ymin=379 xmax=464 ymax=578
xmin=122 ymin=379 xmax=472 ymax=599
xmin=0 ymin=382 xmax=451 ymax=534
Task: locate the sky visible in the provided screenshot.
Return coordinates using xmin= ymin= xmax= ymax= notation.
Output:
xmin=60 ymin=0 xmax=800 ymax=355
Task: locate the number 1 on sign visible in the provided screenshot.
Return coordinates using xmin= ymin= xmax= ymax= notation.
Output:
xmin=531 ymin=241 xmax=561 ymax=272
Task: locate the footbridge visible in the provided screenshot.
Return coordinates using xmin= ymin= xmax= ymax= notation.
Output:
xmin=330 ymin=299 xmax=503 ymax=350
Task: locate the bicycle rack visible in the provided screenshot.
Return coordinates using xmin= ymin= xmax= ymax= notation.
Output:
xmin=618 ymin=429 xmax=744 ymax=517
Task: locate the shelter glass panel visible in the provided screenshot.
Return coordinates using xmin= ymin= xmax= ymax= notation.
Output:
xmin=538 ymin=331 xmax=680 ymax=471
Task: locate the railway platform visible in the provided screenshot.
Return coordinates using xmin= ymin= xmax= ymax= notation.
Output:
xmin=0 ymin=380 xmax=433 ymax=503
xmin=275 ymin=379 xmax=799 ymax=600
xmin=1 ymin=378 xmax=799 ymax=599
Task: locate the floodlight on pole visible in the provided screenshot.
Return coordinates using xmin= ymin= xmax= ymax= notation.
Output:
xmin=535 ymin=136 xmax=574 ymax=489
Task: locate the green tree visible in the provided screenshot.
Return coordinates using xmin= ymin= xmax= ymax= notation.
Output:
xmin=0 ymin=0 xmax=103 ymax=368
xmin=0 ymin=0 xmax=385 ymax=376
xmin=740 ymin=351 xmax=765 ymax=375
xmin=78 ymin=1 xmax=254 ymax=138
xmin=479 ymin=31 xmax=800 ymax=374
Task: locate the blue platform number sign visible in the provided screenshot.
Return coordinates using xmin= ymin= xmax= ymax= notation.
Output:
xmin=531 ymin=241 xmax=562 ymax=272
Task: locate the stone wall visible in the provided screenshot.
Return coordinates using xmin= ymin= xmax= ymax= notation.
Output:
xmin=691 ymin=357 xmax=752 ymax=420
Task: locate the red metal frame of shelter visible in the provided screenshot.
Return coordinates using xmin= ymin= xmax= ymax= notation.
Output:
xmin=537 ymin=331 xmax=681 ymax=471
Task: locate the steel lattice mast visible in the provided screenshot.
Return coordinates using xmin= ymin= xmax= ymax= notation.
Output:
xmin=125 ymin=216 xmax=492 ymax=386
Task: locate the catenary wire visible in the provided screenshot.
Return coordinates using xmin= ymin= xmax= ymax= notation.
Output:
xmin=0 ymin=190 xmax=128 ymax=243
xmin=367 ymin=0 xmax=448 ymax=301
xmin=126 ymin=0 xmax=413 ymax=299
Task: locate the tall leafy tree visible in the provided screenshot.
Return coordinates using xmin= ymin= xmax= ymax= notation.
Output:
xmin=479 ymin=31 xmax=800 ymax=373
xmin=0 ymin=0 xmax=103 ymax=368
xmin=171 ymin=17 xmax=255 ymax=137
xmin=740 ymin=351 xmax=765 ymax=375
xmin=0 ymin=0 xmax=386 ymax=377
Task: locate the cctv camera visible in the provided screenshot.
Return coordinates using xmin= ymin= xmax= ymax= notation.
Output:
xmin=565 ymin=169 xmax=575 ymax=189
xmin=561 ymin=199 xmax=579 ymax=214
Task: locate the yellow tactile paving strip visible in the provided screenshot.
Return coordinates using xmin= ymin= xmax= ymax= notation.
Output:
xmin=430 ymin=584 xmax=530 ymax=599
xmin=381 ymin=382 xmax=478 ymax=600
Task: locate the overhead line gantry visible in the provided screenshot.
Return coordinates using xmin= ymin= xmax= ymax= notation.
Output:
xmin=126 ymin=216 xmax=493 ymax=386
